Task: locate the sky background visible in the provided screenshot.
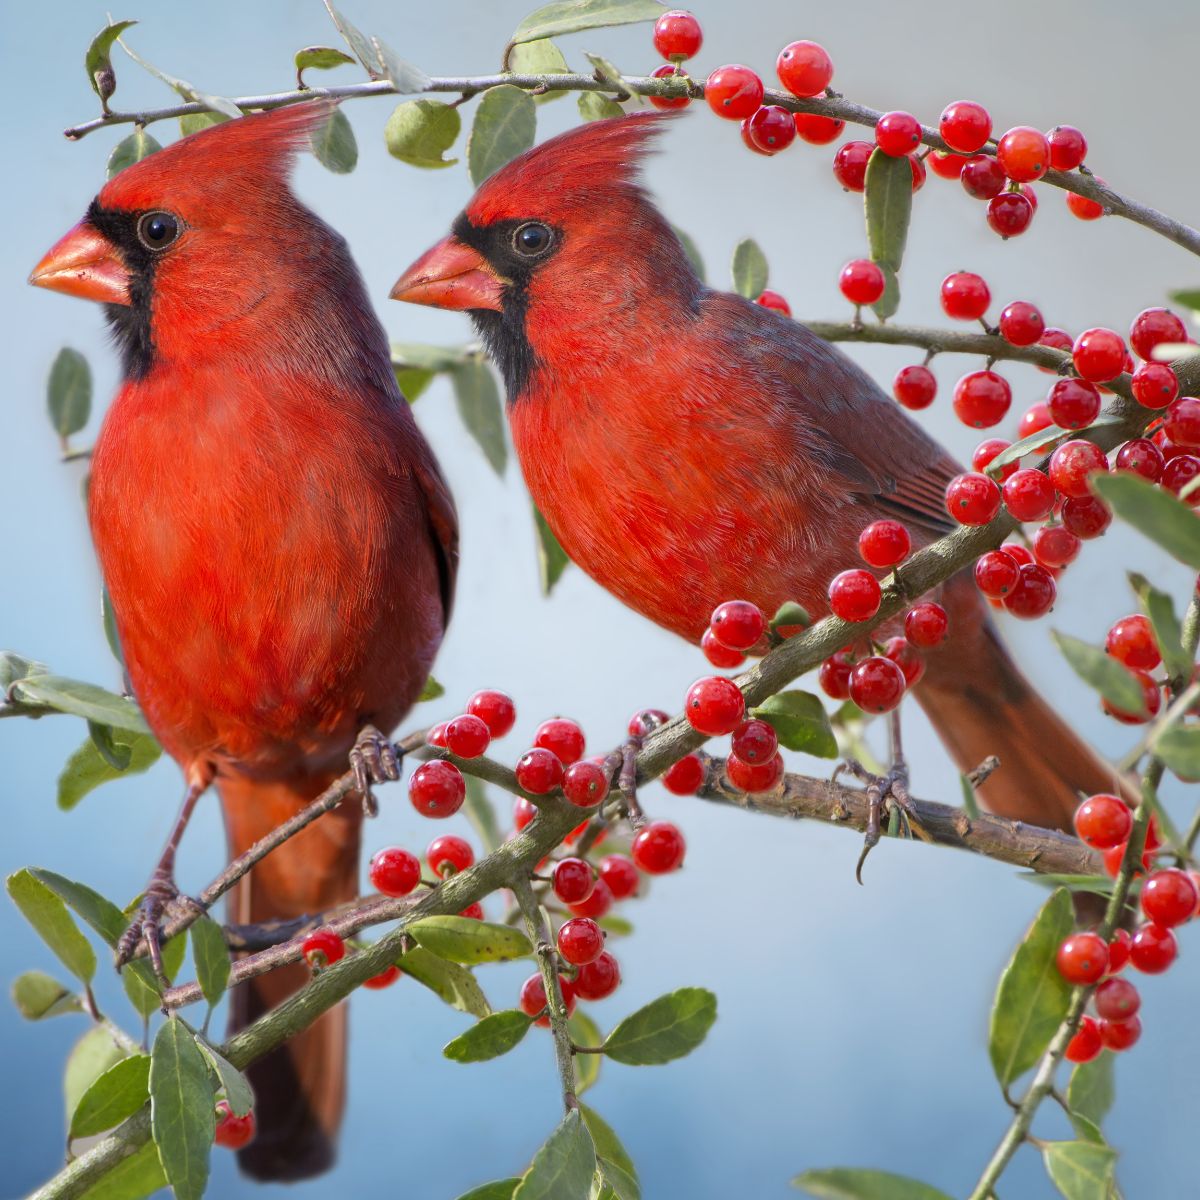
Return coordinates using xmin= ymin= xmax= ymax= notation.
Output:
xmin=3 ymin=1 xmax=1199 ymax=1197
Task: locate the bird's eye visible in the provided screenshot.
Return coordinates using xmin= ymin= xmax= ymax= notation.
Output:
xmin=512 ymin=222 xmax=553 ymax=257
xmin=136 ymin=211 xmax=181 ymax=252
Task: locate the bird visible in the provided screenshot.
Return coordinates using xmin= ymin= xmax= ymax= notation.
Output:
xmin=30 ymin=100 xmax=458 ymax=1181
xmin=391 ymin=111 xmax=1121 ymax=833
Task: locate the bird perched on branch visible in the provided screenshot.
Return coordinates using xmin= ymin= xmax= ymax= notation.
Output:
xmin=31 ymin=100 xmax=457 ymax=1180
xmin=393 ymin=111 xmax=1121 ymax=831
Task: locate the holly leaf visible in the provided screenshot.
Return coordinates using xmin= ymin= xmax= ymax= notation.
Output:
xmin=513 ymin=1109 xmax=596 ymax=1200
xmin=11 ymin=970 xmax=82 ymax=1020
xmin=399 ymin=946 xmax=491 ymax=1017
xmin=8 ymin=674 xmax=150 ymax=733
xmin=85 ymin=20 xmax=137 ymax=104
xmin=311 ymin=106 xmax=358 ymax=173
xmin=58 ymin=730 xmax=162 ymax=811
xmin=534 ymin=504 xmax=571 ymax=595
xmin=107 ymin=127 xmax=162 ymax=179
xmin=569 ymin=1008 xmax=603 ymax=1093
xmin=580 ymin=1103 xmax=640 ymax=1200
xmin=731 ymin=238 xmax=768 ymax=299
xmin=190 ymin=916 xmax=231 ymax=1009
xmin=455 ymin=1184 xmax=521 ymax=1200
xmin=1154 ymin=726 xmax=1200 ymax=779
xmin=1129 ymin=572 xmax=1192 ymax=680
xmin=751 ymin=691 xmax=836 ymax=758
xmin=196 ymin=1041 xmax=253 ymax=1116
xmin=603 ymin=987 xmax=716 ymax=1065
xmin=65 ymin=1026 xmax=129 ymax=1129
xmin=409 ymin=915 xmax=533 ymax=963
xmin=149 ymin=1018 xmax=215 ymax=1200
xmin=70 ymin=1054 xmax=151 ymax=1139
xmin=385 ymin=98 xmax=461 ymax=168
xmin=7 ymin=868 xmax=96 ymax=983
xmin=1052 ymin=631 xmax=1148 ymax=717
xmin=1042 ymin=1140 xmax=1117 ymax=1200
xmin=48 ymin=348 xmax=92 ymax=439
xmin=1067 ymin=1051 xmax=1115 ymax=1128
xmin=295 ymin=45 xmax=355 ymax=77
xmin=792 ymin=1169 xmax=953 ymax=1199
xmin=578 ymin=91 xmax=625 ymax=120
xmin=179 ymin=112 xmax=229 ymax=137
xmin=511 ymin=0 xmax=666 ymax=46
xmin=508 ymin=38 xmax=569 ymax=102
xmin=863 ymin=148 xmax=913 ymax=320
xmin=74 ymin=1140 xmax=165 ymax=1200
xmin=451 ymin=359 xmax=508 ymax=476
xmin=1091 ymin=472 xmax=1200 ymax=569
xmin=443 ymin=1010 xmax=533 ymax=1062
xmin=468 ymin=85 xmax=537 ymax=186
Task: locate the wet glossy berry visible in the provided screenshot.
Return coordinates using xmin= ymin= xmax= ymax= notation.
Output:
xmin=1067 ymin=190 xmax=1104 ymax=220
xmin=519 ymin=973 xmax=575 ymax=1025
xmin=1162 ymin=453 xmax=1200 ymax=502
xmin=1061 ymin=495 xmax=1112 ymax=539
xmin=598 ymin=853 xmax=639 ymax=900
xmin=628 ymin=708 xmax=669 ymax=738
xmin=1114 ymin=437 xmax=1164 ymax=482
xmin=1130 ymin=307 xmax=1188 ymax=361
xmin=999 ymin=300 xmax=1045 ymax=346
xmin=558 ymin=916 xmax=604 ymax=965
xmin=1108 ymin=928 xmax=1132 ymax=974
xmin=706 ymin=65 xmax=763 ymax=120
xmin=444 ymin=713 xmax=491 ymax=759
xmin=928 ymin=150 xmax=967 ymax=179
xmin=1049 ymin=440 xmax=1107 ymax=499
xmin=553 ymin=859 xmax=594 ymax=907
xmin=363 ymin=963 xmax=402 ymax=990
xmin=1141 ymin=868 xmax=1198 ymax=927
xmin=960 ymin=154 xmax=1005 ymax=200
xmin=568 ymin=876 xmax=613 ymax=919
xmin=649 ymin=63 xmax=691 ymax=110
xmin=1166 ymin=396 xmax=1200 ymax=448
xmin=1102 ymin=670 xmax=1162 ymax=725
xmin=1100 ymin=1015 xmax=1141 ymax=1051
xmin=1047 ymin=125 xmax=1086 ymax=171
xmin=1048 ymin=378 xmax=1101 ymax=430
xmin=214 ymin=1101 xmax=256 ymax=1150
xmin=1003 ymin=563 xmax=1056 ymax=619
xmin=1074 ymin=794 xmax=1132 ymax=849
xmin=1130 ymin=922 xmax=1177 ymax=973
xmin=711 ymin=600 xmax=767 ymax=651
xmin=954 ymin=370 xmax=1011 ymax=429
xmin=731 ymin=718 xmax=778 ymax=763
xmin=748 ymin=104 xmax=797 ymax=153
xmin=974 ymin=438 xmax=1017 ymax=481
xmin=427 ymin=834 xmax=474 ymax=877
xmin=562 ymin=759 xmax=609 ymax=808
xmin=892 ymin=364 xmax=937 ymax=410
xmin=1065 ymin=1016 xmax=1102 ymax=1064
xmin=833 ymin=140 xmax=873 ymax=191
xmin=632 ymin=821 xmax=686 ymax=873
xmin=702 ymin=627 xmax=746 ymax=668
xmin=997 ymin=126 xmax=1049 ymax=181
xmin=534 ymin=718 xmax=585 ymax=766
xmin=941 ymin=272 xmax=990 ymax=320
xmin=828 ymin=569 xmax=882 ymax=621
xmin=848 ymin=655 xmax=906 ymax=713
xmin=1094 ymin=979 xmax=1139 ymax=1026
xmin=663 ymin=752 xmax=704 ymax=794
xmin=513 ymin=796 xmax=536 ymax=831
xmin=686 ymin=676 xmax=745 ymax=735
xmin=1130 ymin=362 xmax=1180 ymax=410
xmin=368 ymin=847 xmax=421 ymax=896
xmin=858 ymin=519 xmax=911 ymax=567
xmin=1073 ymin=328 xmax=1126 ymax=383
xmin=874 ymin=110 xmax=921 ymax=157
xmin=1002 ymin=469 xmax=1055 ymax=522
xmin=467 ymin=690 xmax=516 ymax=738
xmin=975 ymin=550 xmax=1021 ymax=598
xmin=515 ymin=747 xmax=564 ymax=795
xmin=839 ymin=259 xmax=886 ymax=306
xmin=939 ymin=100 xmax=990 ymax=153
xmin=574 ymin=950 xmax=621 ymax=1001
xmin=1056 ymin=932 xmax=1109 ymax=984
xmin=302 ymin=927 xmax=345 ymax=970
xmin=987 ymin=191 xmax=1033 ymax=238
xmin=756 ymin=288 xmax=792 ymax=315
xmin=776 ymin=40 xmax=833 ymax=97
xmin=794 ymin=112 xmax=844 ymax=144
xmin=1033 ymin=525 xmax=1080 ymax=568
xmin=727 ymin=750 xmax=785 ymax=792
xmin=409 ymin=760 xmax=466 ymax=818
xmin=653 ymin=9 xmax=703 ymax=60
xmin=884 ymin=636 xmax=924 ymax=687
xmin=946 ymin=472 xmax=1001 ymax=525
xmin=1106 ymin=615 xmax=1160 ymax=671
xmin=426 ymin=722 xmax=449 ymax=748
xmin=818 ymin=652 xmax=853 ymax=699
xmin=905 ymin=602 xmax=948 ymax=647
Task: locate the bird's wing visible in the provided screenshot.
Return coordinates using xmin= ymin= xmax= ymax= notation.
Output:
xmin=413 ymin=452 xmax=459 ymax=624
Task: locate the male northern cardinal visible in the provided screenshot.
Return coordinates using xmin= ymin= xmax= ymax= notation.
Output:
xmin=393 ymin=112 xmax=1119 ymax=830
xmin=31 ymin=101 xmax=457 ymax=1180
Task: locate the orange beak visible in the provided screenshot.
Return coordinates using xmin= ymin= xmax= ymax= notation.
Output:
xmin=29 ymin=221 xmax=131 ymax=305
xmin=390 ymin=236 xmax=503 ymax=312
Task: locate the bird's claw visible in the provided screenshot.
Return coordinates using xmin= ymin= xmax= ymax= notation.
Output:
xmin=349 ymin=724 xmax=401 ymax=817
xmin=116 ymin=874 xmax=203 ymax=984
xmin=833 ymin=757 xmax=921 ymax=884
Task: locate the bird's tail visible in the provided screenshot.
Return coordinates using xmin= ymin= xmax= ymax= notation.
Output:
xmin=218 ymin=770 xmax=362 ymax=1182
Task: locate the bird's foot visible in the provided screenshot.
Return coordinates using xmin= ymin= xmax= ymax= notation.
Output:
xmin=349 ymin=724 xmax=402 ymax=817
xmin=602 ymin=709 xmax=666 ymax=831
xmin=116 ymin=872 xmax=204 ymax=983
xmin=833 ymin=756 xmax=925 ymax=884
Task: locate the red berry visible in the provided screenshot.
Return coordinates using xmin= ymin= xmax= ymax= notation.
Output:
xmin=519 ymin=973 xmax=575 ymax=1025
xmin=987 ymin=191 xmax=1033 ymax=238
xmin=653 ymin=9 xmax=702 ymax=61
xmin=941 ymin=272 xmax=991 ymax=320
xmin=562 ymin=758 xmax=609 ymax=808
xmin=1130 ymin=922 xmax=1177 ymax=973
xmin=302 ymin=927 xmax=345 ymax=970
xmin=648 ymin=64 xmax=690 ymax=110
xmin=858 ymin=519 xmax=911 ymax=568
xmin=1108 ymin=929 xmax=1132 ymax=973
xmin=875 ymin=110 xmax=921 ymax=157
xmin=574 ymin=950 xmax=621 ymax=1001
xmin=794 ymin=112 xmax=844 ymax=145
xmin=1099 ymin=1015 xmax=1141 ymax=1051
xmin=928 ymin=150 xmax=967 ymax=179
xmin=685 ymin=676 xmax=745 ymax=736
xmin=409 ymin=760 xmax=466 ymax=818
xmin=1131 ymin=362 xmax=1180 ymax=410
xmin=427 ymin=834 xmax=474 ymax=877
xmin=954 ymin=370 xmax=1011 ymax=428
xmin=1141 ymin=868 xmax=1198 ymax=927
xmin=1102 ymin=669 xmax=1162 ymax=725
xmin=727 ymin=750 xmax=785 ymax=793
xmin=1074 ymin=794 xmax=1132 ymax=849
xmin=904 ymin=602 xmax=948 ymax=647
xmin=1067 ymin=190 xmax=1104 ymax=220
xmin=818 ymin=652 xmax=853 ymax=699
xmin=828 ymin=568 xmax=882 ymax=621
xmin=710 ymin=600 xmax=767 ymax=651
xmin=776 ymin=40 xmax=833 ymax=97
xmin=839 ymin=259 xmax=886 ymax=306
xmin=1115 ymin=437 xmax=1164 ymax=482
xmin=628 ymin=708 xmax=669 ymax=738
xmin=884 ymin=636 xmax=924 ymax=687
xmin=1049 ymin=440 xmax=1107 ymax=499
xmin=557 ymin=916 xmax=604 ymax=965
xmin=997 ymin=126 xmax=1049 ymax=181
xmin=364 ymin=963 xmax=402 ymax=989
xmin=515 ymin=747 xmax=564 ymax=795
xmin=892 ymin=364 xmax=937 ymax=410
xmin=960 ymin=154 xmax=1006 ymax=200
xmin=1033 ymin=524 xmax=1080 ymax=569
xmin=1061 ymin=495 xmax=1112 ymax=539
xmin=702 ymin=627 xmax=746 ymax=668
xmin=662 ymin=752 xmax=704 ymax=795
xmin=1130 ymin=307 xmax=1188 ymax=361
xmin=756 ymin=288 xmax=791 ymax=315
xmin=1038 ymin=328 xmax=1075 ymax=370
xmin=1094 ymin=976 xmax=1140 ymax=1021
xmin=568 ymin=877 xmax=613 ymax=919
xmin=467 ymin=690 xmax=516 ymax=738
xmin=1003 ymin=563 xmax=1057 ymax=619
xmin=1073 ymin=328 xmax=1126 ymax=383
xmin=513 ymin=796 xmax=536 ymax=831
xmin=731 ymin=718 xmax=778 ymax=763
xmin=426 ymin=722 xmax=448 ymax=748
xmin=1056 ymin=932 xmax=1109 ymax=984
xmin=1106 ymin=615 xmax=1161 ymax=671
xmin=1166 ymin=396 xmax=1200 ymax=448
xmin=1163 ymin=453 xmax=1200 ymax=502
xmin=975 ymin=550 xmax=1021 ymax=598
xmin=1047 ymin=125 xmax=1087 ymax=171
xmin=747 ymin=104 xmax=797 ymax=154
xmin=598 ymin=854 xmax=639 ymax=900
xmin=1065 ymin=1016 xmax=1102 ymax=1064
xmin=848 ymin=655 xmax=906 ymax=713
xmin=833 ymin=140 xmax=873 ymax=191
xmin=214 ymin=1101 xmax=256 ymax=1150
xmin=999 ymin=300 xmax=1045 ymax=346
xmin=1048 ymin=378 xmax=1101 ymax=430
xmin=554 ymin=859 xmax=595 ymax=907
xmin=946 ymin=472 xmax=1002 ymax=525
xmin=368 ymin=846 xmax=421 ymax=897
xmin=974 ymin=438 xmax=1017 ymax=481
xmin=705 ymin=65 xmax=763 ymax=120
xmin=632 ymin=821 xmax=686 ymax=873
xmin=939 ymin=100 xmax=991 ymax=153
xmin=444 ymin=713 xmax=491 ymax=759
xmin=534 ymin=718 xmax=585 ymax=766
xmin=1002 ymin=468 xmax=1055 ymax=522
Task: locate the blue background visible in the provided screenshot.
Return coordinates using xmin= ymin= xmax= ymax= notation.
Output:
xmin=3 ymin=1 xmax=1198 ymax=1197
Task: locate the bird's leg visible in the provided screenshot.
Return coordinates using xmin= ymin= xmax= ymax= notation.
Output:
xmin=602 ymin=712 xmax=665 ymax=831
xmin=349 ymin=724 xmax=401 ymax=818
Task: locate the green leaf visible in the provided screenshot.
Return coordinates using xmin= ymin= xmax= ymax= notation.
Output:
xmin=464 ymin=775 xmax=503 ymax=855
xmin=534 ymin=505 xmax=571 ymax=595
xmin=311 ymin=106 xmax=357 ymax=173
xmin=122 ymin=931 xmax=187 ymax=1018
xmin=89 ymin=721 xmax=132 ymax=771
xmin=452 ymin=359 xmax=508 ymax=475
xmin=731 ymin=238 xmax=768 ymax=299
xmin=7 ymin=869 xmax=96 ymax=983
xmin=399 ymin=946 xmax=491 ymax=1017
xmin=149 ymin=1018 xmax=215 ymax=1200
xmin=578 ymin=92 xmax=625 ymax=121
xmin=580 ymin=1104 xmax=639 ymax=1200
xmin=603 ymin=987 xmax=716 ymax=1065
xmin=456 ymin=1182 xmax=521 ymax=1200
xmin=370 ymin=37 xmax=431 ymax=92
xmin=385 ymin=98 xmax=461 ymax=168
xmin=513 ymin=1109 xmax=596 ymax=1200
xmin=191 ymin=916 xmax=231 ymax=1009
xmin=983 ymin=424 xmax=1072 ymax=477
xmin=508 ymin=38 xmax=569 ymax=102
xmin=119 ymin=40 xmax=241 ymax=120
xmin=107 ymin=128 xmax=162 ymax=179
xmin=294 ymin=45 xmax=356 ymax=75
xmin=9 ymin=674 xmax=150 ymax=733
xmin=0 ymin=650 xmax=47 ymax=689
xmin=569 ymin=1008 xmax=603 ymax=1094
xmin=28 ymin=868 xmax=125 ymax=944
xmin=1091 ymin=472 xmax=1200 ymax=569
xmin=101 ymin=587 xmax=125 ymax=664
xmin=751 ymin=690 xmax=837 ymax=758
xmin=1169 ymin=288 xmax=1200 ymax=312
xmin=863 ymin=148 xmax=912 ymax=320
xmin=598 ymin=914 xmax=633 ymax=937
xmin=419 ymin=674 xmax=446 ymax=702
xmin=988 ymin=888 xmax=1073 ymax=1087
xmin=58 ymin=730 xmax=162 ymax=811
xmin=1018 ymin=873 xmax=1114 ymax=897
xmin=409 ymin=915 xmax=533 ymax=963
xmin=391 ymin=341 xmax=471 ymax=372
xmin=1052 ymin=631 xmax=1148 ymax=717
xmin=1068 ymin=1051 xmax=1115 ymax=1128
xmin=959 ymin=772 xmax=981 ymax=820
xmin=1070 ymin=1112 xmax=1106 ymax=1145
xmin=1129 ymin=573 xmax=1191 ymax=680
xmin=75 ymin=1140 xmax=165 ymax=1200
xmin=85 ymin=20 xmax=137 ymax=102
xmin=1042 ymin=1140 xmax=1117 ymax=1200
xmin=71 ymin=1054 xmax=151 ymax=1139
xmin=396 ymin=366 xmax=435 ymax=401
xmin=511 ymin=0 xmax=666 ymax=46
xmin=11 ymin=970 xmax=82 ymax=1020
xmin=444 ymin=1009 xmax=533 ymax=1062
xmin=1155 ymin=725 xmax=1200 ymax=779
xmin=196 ymin=1041 xmax=253 ymax=1115
xmin=48 ymin=348 xmax=92 ymax=439
xmin=178 ymin=111 xmax=228 ymax=138
xmin=671 ymin=225 xmax=705 ymax=282
xmin=66 ymin=1027 xmax=129 ymax=1129
xmin=322 ymin=1 xmax=383 ymax=77
xmin=770 ymin=601 xmax=811 ymax=632
xmin=792 ymin=1168 xmax=953 ymax=1199
xmin=468 ymin=85 xmax=537 ymax=186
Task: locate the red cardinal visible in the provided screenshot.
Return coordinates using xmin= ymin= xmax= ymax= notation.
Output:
xmin=30 ymin=102 xmax=457 ymax=1180
xmin=393 ymin=112 xmax=1119 ymax=830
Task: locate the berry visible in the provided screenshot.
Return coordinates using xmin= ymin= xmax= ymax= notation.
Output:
xmin=946 ymin=472 xmax=1002 ymax=525
xmin=756 ymin=288 xmax=791 ymax=315
xmin=569 ymin=877 xmax=613 ymax=918
xmin=574 ymin=950 xmax=621 ymax=1000
xmin=1102 ymin=670 xmax=1162 ymax=725
xmin=727 ymin=750 xmax=785 ymax=793
xmin=974 ymin=438 xmax=1017 ymax=481
xmin=794 ymin=113 xmax=844 ymax=145
xmin=663 ymin=752 xmax=704 ymax=794
xmin=515 ymin=747 xmax=564 ymax=795
xmin=653 ymin=9 xmax=702 ymax=61
xmin=1065 ymin=1016 xmax=1102 ymax=1064
xmin=598 ymin=854 xmax=639 ymax=900
xmin=818 ymin=652 xmax=853 ymax=699
xmin=1105 ymin=615 xmax=1160 ymax=671
xmin=519 ymin=973 xmax=575 ymax=1025
xmin=941 ymin=272 xmax=990 ymax=320
xmin=1002 ymin=469 xmax=1055 ymax=522
xmin=409 ymin=760 xmax=466 ymax=818
xmin=828 ymin=569 xmax=882 ymax=621
xmin=858 ymin=519 xmax=911 ymax=568
xmin=833 ymin=140 xmax=873 ymax=191
xmin=648 ymin=64 xmax=690 ymax=110
xmin=705 ymin=65 xmax=764 ymax=120
xmin=686 ymin=676 xmax=745 ymax=735
xmin=1094 ymin=977 xmax=1140 ymax=1021
xmin=444 ymin=713 xmax=491 ymax=759
xmin=904 ymin=602 xmax=948 ymax=647
xmin=996 ymin=126 xmax=1049 ymax=181
xmin=893 ymin=364 xmax=937 ymax=410
xmin=1056 ymin=932 xmax=1109 ymax=984
xmin=1166 ymin=396 xmax=1200 ymax=448
xmin=1141 ymin=868 xmax=1198 ymax=927
xmin=632 ymin=821 xmax=686 ymax=873
xmin=928 ymin=150 xmax=967 ymax=179
xmin=875 ymin=110 xmax=921 ymax=157
xmin=1049 ymin=440 xmax=1107 ymax=499
xmin=1073 ymin=328 xmax=1126 ymax=383
xmin=1067 ymin=190 xmax=1104 ymax=220
xmin=563 ymin=758 xmax=609 ymax=808
xmin=534 ymin=717 xmax=585 ymax=765
xmin=884 ymin=636 xmax=924 ymax=687
xmin=1115 ymin=437 xmax=1164 ymax=482
xmin=427 ymin=834 xmax=474 ymax=877
xmin=1061 ymin=495 xmax=1113 ymax=539
xmin=1047 ymin=378 xmax=1101 ymax=430
xmin=839 ymin=259 xmax=886 ymax=306
xmin=459 ymin=901 xmax=484 ymax=920
xmin=557 ymin=916 xmax=604 ymax=965
xmin=1038 ymin=327 xmax=1075 ymax=368
xmin=1130 ymin=307 xmax=1188 ymax=361
xmin=426 ymin=722 xmax=448 ymax=748
xmin=363 ymin=963 xmax=402 ymax=989
xmin=848 ymin=655 xmax=906 ymax=713
xmin=1108 ymin=929 xmax=1133 ymax=974
xmin=302 ymin=927 xmax=345 ymax=970
xmin=1130 ymin=922 xmax=1177 ymax=973
xmin=731 ymin=718 xmax=778 ymax=763
xmin=747 ymin=104 xmax=797 ymax=154
xmin=776 ymin=40 xmax=833 ymax=97
xmin=1003 ymin=563 xmax=1056 ymax=619
xmin=999 ymin=300 xmax=1045 ymax=346
xmin=702 ymin=627 xmax=746 ymax=668
xmin=214 ymin=1101 xmax=256 ymax=1150
xmin=1047 ymin=125 xmax=1087 ymax=171
xmin=467 ymin=690 xmax=516 ymax=738
xmin=954 ymin=370 xmax=1011 ymax=428
xmin=368 ymin=847 xmax=421 ymax=897
xmin=960 ymin=155 xmax=1006 ymax=200
xmin=1074 ymin=794 xmax=1132 ymax=849
xmin=1163 ymin=454 xmax=1200 ymax=502
xmin=975 ymin=550 xmax=1021 ymax=598
xmin=553 ymin=859 xmax=594 ymax=907
xmin=628 ymin=708 xmax=669 ymax=738
xmin=939 ymin=100 xmax=991 ymax=153
xmin=513 ymin=796 xmax=536 ymax=831
xmin=710 ymin=600 xmax=767 ymax=651
xmin=1033 ymin=524 xmax=1080 ymax=569
xmin=987 ymin=191 xmax=1033 ymax=238
xmin=1131 ymin=362 xmax=1180 ymax=410
xmin=1100 ymin=1015 xmax=1141 ymax=1051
